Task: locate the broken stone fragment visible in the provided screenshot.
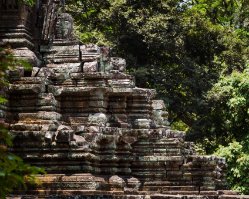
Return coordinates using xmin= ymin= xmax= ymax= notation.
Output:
xmin=31 ymin=67 xmax=39 ymax=77
xmin=13 ymin=47 xmax=41 ymax=67
xmin=45 ymin=131 xmax=55 ymax=143
xmin=110 ymin=57 xmax=126 ymax=72
xmin=88 ymin=113 xmax=107 ymax=126
xmin=80 ymin=44 xmax=101 ymax=61
xmin=33 ymin=67 xmax=56 ymax=79
xmin=54 ymin=72 xmax=66 ymax=81
xmin=40 ymin=112 xmax=62 ymax=120
xmin=83 ymin=61 xmax=98 ymax=73
xmin=88 ymin=125 xmax=100 ymax=134
xmin=55 ymin=125 xmax=74 ymax=143
xmin=152 ymin=100 xmax=166 ymax=110
xmin=152 ymin=109 xmax=169 ymax=127
xmin=134 ymin=119 xmax=151 ymax=129
xmin=121 ymin=136 xmax=137 ymax=144
xmin=72 ymin=134 xmax=86 ymax=146
xmin=109 ymin=175 xmax=125 ymax=191
xmin=40 ymin=43 xmax=80 ymax=64
xmin=84 ymin=126 xmax=100 ymax=142
xmin=18 ymin=111 xmax=61 ymax=121
xmin=125 ymin=177 xmax=141 ymax=193
xmin=81 ymin=44 xmax=99 ymax=53
xmin=70 ymin=72 xmax=82 ymax=79
xmin=9 ymin=83 xmax=45 ymax=94
xmin=75 ymin=125 xmax=85 ymax=133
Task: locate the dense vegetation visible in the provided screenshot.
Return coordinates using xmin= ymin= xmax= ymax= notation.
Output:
xmin=66 ymin=0 xmax=249 ymax=193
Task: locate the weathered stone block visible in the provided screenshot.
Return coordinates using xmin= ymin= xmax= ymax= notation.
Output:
xmin=83 ymin=61 xmax=98 ymax=73
xmin=134 ymin=119 xmax=151 ymax=129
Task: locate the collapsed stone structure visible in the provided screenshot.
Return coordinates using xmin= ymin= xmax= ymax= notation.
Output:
xmin=0 ymin=0 xmax=247 ymax=198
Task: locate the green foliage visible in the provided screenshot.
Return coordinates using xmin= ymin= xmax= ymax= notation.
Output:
xmin=190 ymin=67 xmax=249 ymax=193
xmin=216 ymin=139 xmax=249 ymax=194
xmin=0 ymin=47 xmax=44 ymax=198
xmin=19 ymin=0 xmax=35 ymax=6
xmin=0 ymin=125 xmax=44 ymax=198
xmin=199 ymin=67 xmax=249 ymax=146
xmin=170 ymin=119 xmax=189 ymax=131
xmin=189 ymin=0 xmax=249 ymax=30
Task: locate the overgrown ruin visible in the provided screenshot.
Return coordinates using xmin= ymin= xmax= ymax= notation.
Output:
xmin=0 ymin=0 xmax=248 ymax=198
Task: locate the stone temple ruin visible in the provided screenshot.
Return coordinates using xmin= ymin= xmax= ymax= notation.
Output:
xmin=0 ymin=0 xmax=247 ymax=198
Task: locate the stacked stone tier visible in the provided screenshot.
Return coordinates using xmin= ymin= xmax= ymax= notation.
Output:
xmin=5 ymin=42 xmax=230 ymax=198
